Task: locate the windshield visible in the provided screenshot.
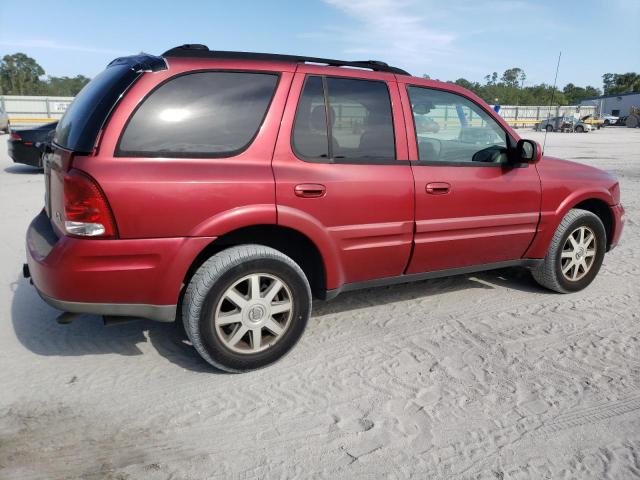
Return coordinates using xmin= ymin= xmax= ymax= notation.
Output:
xmin=54 ymin=64 xmax=140 ymax=152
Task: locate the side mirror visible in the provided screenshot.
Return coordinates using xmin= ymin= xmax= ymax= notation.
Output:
xmin=516 ymin=138 xmax=542 ymax=163
xmin=412 ymin=101 xmax=435 ymax=115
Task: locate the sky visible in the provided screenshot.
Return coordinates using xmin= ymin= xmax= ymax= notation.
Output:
xmin=1 ymin=0 xmax=638 ymax=89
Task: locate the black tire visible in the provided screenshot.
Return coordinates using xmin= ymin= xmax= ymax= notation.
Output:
xmin=182 ymin=245 xmax=311 ymax=372
xmin=604 ymin=119 xmax=610 ymax=126
xmin=532 ymin=209 xmax=606 ymax=293
xmin=575 ymin=125 xmax=584 ymax=133
xmin=545 ymin=125 xmax=554 ymax=132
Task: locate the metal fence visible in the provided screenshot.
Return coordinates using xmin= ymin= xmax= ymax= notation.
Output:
xmin=1 ymin=95 xmax=74 ymax=127
xmin=1 ymin=94 xmax=597 ymax=130
xmin=496 ymin=105 xmax=596 ymax=128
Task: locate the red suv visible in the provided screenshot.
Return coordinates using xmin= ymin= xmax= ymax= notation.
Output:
xmin=25 ymin=45 xmax=625 ymax=372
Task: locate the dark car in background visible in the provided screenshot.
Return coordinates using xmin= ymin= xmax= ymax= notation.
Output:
xmin=7 ymin=122 xmax=57 ymax=168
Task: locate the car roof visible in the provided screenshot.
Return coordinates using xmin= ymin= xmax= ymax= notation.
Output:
xmin=108 ymin=45 xmax=491 ymax=96
xmin=106 ymin=46 xmax=508 ymax=130
xmin=162 ymin=44 xmax=411 ymax=75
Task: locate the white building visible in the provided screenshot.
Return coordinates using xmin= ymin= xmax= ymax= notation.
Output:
xmin=579 ymin=91 xmax=640 ymax=117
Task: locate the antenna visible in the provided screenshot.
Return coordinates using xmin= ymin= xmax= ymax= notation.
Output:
xmin=542 ymin=51 xmax=562 ymax=152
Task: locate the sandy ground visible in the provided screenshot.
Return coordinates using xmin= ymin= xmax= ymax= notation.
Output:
xmin=0 ymin=127 xmax=639 ymax=479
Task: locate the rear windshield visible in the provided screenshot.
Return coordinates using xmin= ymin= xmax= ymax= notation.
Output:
xmin=54 ymin=65 xmax=140 ymax=153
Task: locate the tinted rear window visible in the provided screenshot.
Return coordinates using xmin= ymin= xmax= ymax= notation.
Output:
xmin=117 ymin=71 xmax=279 ymax=157
xmin=54 ymin=65 xmax=139 ymax=152
xmin=292 ymin=76 xmax=395 ymax=162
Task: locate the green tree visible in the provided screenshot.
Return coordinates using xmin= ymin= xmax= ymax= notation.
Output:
xmin=0 ymin=53 xmax=45 ymax=95
xmin=501 ymin=67 xmax=525 ymax=88
xmin=450 ymin=78 xmax=481 ymax=92
xmin=484 ymin=72 xmax=498 ymax=86
xmin=602 ymin=72 xmax=640 ymax=94
xmin=45 ymin=75 xmax=90 ymax=96
xmin=562 ymin=83 xmax=601 ymax=104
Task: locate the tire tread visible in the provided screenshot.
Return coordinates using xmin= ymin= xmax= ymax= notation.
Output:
xmin=532 ymin=208 xmax=603 ymax=293
xmin=182 ymin=244 xmax=311 ymax=372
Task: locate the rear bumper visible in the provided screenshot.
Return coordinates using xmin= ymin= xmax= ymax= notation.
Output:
xmin=26 ymin=210 xmax=215 ymax=322
xmin=8 ymin=141 xmax=42 ymax=167
xmin=609 ymin=203 xmax=625 ymax=250
xmin=35 ymin=289 xmax=176 ymax=322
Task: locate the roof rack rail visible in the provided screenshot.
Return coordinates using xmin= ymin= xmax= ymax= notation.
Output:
xmin=162 ymin=44 xmax=410 ymax=75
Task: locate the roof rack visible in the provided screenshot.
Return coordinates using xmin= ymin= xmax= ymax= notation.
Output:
xmin=162 ymin=44 xmax=410 ymax=75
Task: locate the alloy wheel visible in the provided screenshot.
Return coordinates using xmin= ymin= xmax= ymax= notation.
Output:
xmin=213 ymin=273 xmax=293 ymax=354
xmin=560 ymin=226 xmax=597 ymax=281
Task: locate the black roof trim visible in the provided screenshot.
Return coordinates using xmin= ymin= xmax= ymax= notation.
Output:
xmin=107 ymin=53 xmax=167 ymax=73
xmin=162 ymin=44 xmax=410 ymax=75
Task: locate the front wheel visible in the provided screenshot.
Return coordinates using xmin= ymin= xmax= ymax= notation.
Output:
xmin=575 ymin=125 xmax=585 ymax=133
xmin=182 ymin=245 xmax=311 ymax=372
xmin=532 ymin=209 xmax=606 ymax=293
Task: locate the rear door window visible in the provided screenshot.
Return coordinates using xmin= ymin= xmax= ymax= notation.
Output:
xmin=292 ymin=76 xmax=395 ymax=162
xmin=117 ymin=71 xmax=278 ymax=157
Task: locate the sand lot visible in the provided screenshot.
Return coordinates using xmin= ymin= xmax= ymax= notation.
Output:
xmin=1 ymin=127 xmax=639 ymax=479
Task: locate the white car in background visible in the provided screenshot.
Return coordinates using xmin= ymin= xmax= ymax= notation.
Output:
xmin=0 ymin=106 xmax=9 ymax=133
xmin=601 ymin=114 xmax=619 ymax=126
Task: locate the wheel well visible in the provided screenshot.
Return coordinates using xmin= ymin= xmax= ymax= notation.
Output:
xmin=182 ymin=225 xmax=326 ymax=299
xmin=574 ymin=199 xmax=613 ymax=247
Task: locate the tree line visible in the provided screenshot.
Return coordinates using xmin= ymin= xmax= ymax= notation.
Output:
xmin=0 ymin=53 xmax=90 ymax=96
xmin=1 ymin=52 xmax=638 ymax=105
xmin=424 ymin=67 xmax=640 ymax=106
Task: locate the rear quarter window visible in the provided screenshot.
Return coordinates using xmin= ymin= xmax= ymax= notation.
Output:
xmin=54 ymin=64 xmax=140 ymax=153
xmin=116 ymin=71 xmax=279 ymax=157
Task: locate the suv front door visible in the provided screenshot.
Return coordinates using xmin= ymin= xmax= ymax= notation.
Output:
xmin=272 ymin=68 xmax=414 ymax=289
xmin=399 ymin=83 xmax=541 ymax=274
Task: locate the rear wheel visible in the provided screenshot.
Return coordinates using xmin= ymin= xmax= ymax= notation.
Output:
xmin=545 ymin=125 xmax=554 ymax=132
xmin=575 ymin=125 xmax=585 ymax=133
xmin=182 ymin=245 xmax=311 ymax=372
xmin=532 ymin=209 xmax=606 ymax=293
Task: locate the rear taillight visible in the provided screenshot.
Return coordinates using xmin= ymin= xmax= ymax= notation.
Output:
xmin=63 ymin=169 xmax=117 ymax=238
xmin=10 ymin=132 xmax=21 ymax=141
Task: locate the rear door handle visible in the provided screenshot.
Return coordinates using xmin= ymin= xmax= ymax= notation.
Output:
xmin=425 ymin=182 xmax=451 ymax=195
xmin=294 ymin=183 xmax=326 ymax=198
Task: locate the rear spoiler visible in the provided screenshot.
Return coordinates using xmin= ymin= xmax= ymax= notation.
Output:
xmin=54 ymin=53 xmax=167 ymax=153
xmin=107 ymin=53 xmax=167 ymax=73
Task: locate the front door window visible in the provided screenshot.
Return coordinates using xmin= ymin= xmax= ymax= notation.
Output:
xmin=407 ymin=86 xmax=509 ymax=165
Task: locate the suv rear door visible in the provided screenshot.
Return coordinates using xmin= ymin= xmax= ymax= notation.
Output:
xmin=272 ymin=67 xmax=414 ymax=289
xmin=399 ymin=81 xmax=541 ymax=273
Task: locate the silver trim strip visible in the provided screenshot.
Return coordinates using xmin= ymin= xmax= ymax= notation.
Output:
xmin=36 ymin=290 xmax=176 ymax=323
